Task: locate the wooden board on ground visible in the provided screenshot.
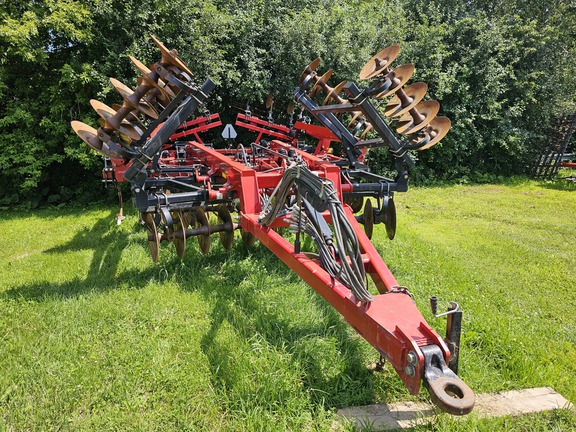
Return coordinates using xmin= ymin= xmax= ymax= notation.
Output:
xmin=337 ymin=387 xmax=573 ymax=430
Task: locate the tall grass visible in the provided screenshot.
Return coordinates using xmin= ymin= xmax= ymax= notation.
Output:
xmin=0 ymin=180 xmax=574 ymax=430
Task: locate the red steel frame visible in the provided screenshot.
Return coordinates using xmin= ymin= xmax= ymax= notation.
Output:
xmin=169 ymin=113 xmax=222 ymax=142
xmin=235 ymin=113 xmax=294 ymax=143
xmin=186 ymin=139 xmax=450 ymax=395
xmin=101 ymin=112 xmax=453 ymax=396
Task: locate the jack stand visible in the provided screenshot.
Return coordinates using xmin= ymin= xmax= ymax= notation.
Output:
xmin=446 ymin=303 xmax=462 ymax=374
xmin=430 ymin=296 xmax=463 ymax=374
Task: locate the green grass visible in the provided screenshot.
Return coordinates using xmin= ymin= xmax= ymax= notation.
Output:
xmin=0 ymin=179 xmax=575 ymax=430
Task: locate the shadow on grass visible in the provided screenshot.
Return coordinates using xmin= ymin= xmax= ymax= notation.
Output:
xmin=0 ymin=201 xmax=112 ymax=221
xmin=169 ymin=244 xmax=384 ymax=410
xmin=2 ymin=211 xmax=397 ymax=412
xmin=535 ymin=177 xmax=576 ymax=191
xmin=2 ymin=210 xmax=156 ymax=301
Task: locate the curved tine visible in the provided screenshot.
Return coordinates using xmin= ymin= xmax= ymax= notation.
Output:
xmin=348 ymin=111 xmax=362 ymax=128
xmin=360 ymin=123 xmax=373 ymax=139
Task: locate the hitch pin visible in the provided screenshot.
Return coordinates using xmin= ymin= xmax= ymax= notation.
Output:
xmin=430 ymin=296 xmax=459 ymax=318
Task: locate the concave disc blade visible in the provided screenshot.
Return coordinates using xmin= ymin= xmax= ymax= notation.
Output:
xmin=72 ymin=121 xmax=123 ymax=159
xmin=397 ymin=100 xmax=440 ymax=135
xmin=359 ymin=45 xmax=401 ymax=80
xmin=217 ymin=205 xmax=234 ymax=250
xmin=348 ymin=196 xmax=364 ymax=213
xmin=416 ymin=117 xmax=451 ymax=150
xmin=241 ymin=230 xmax=257 ymax=246
xmin=322 ymin=80 xmax=347 ymax=105
xmin=173 ymin=210 xmax=187 ymax=259
xmin=309 ymin=69 xmax=333 ymax=97
xmin=71 ymin=121 xmax=103 ymax=153
xmin=151 ymin=35 xmax=193 ymax=77
xmin=109 ymin=77 xmax=158 ymax=119
xmin=384 ymin=82 xmax=428 ymax=118
xmin=195 ymin=207 xmax=211 ymax=254
xmin=111 ymin=104 xmax=146 ymax=129
xmin=299 ymin=58 xmax=321 ymax=84
xmin=384 ymin=197 xmax=396 ymax=240
xmin=143 ymin=212 xmax=160 ymax=262
xmin=363 ymin=199 xmax=374 ymax=240
xmin=90 ymin=99 xmax=141 ymax=140
xmin=375 ymin=64 xmax=415 ymax=99
xmin=129 ymin=56 xmax=176 ymax=99
xmin=137 ymin=77 xmax=170 ymax=107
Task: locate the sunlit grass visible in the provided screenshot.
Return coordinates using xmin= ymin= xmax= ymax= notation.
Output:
xmin=0 ymin=180 xmax=575 ymax=430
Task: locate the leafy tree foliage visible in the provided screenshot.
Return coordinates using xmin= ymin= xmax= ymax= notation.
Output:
xmin=1 ymin=0 xmax=575 ymax=205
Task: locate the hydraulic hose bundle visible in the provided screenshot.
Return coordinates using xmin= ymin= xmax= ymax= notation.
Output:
xmin=259 ymin=165 xmax=372 ymax=302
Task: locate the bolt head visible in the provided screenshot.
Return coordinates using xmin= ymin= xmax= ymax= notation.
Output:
xmin=407 ymin=351 xmax=418 ymax=366
xmin=404 ymin=364 xmax=415 ymax=377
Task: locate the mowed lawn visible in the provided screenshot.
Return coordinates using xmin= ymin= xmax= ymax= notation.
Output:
xmin=0 ymin=180 xmax=575 ymax=431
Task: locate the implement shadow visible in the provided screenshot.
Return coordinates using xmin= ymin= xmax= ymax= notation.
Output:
xmin=536 ymin=178 xmax=576 ymax=191
xmin=2 ymin=211 xmax=155 ymax=301
xmin=2 ymin=208 xmax=401 ymax=413
xmin=174 ymin=242 xmax=393 ymax=411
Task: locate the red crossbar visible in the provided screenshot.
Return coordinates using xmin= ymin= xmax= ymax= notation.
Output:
xmin=235 ymin=113 xmax=293 ymax=143
xmin=170 ymin=113 xmax=222 ymax=142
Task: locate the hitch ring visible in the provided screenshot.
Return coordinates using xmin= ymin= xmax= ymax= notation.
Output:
xmin=421 ymin=345 xmax=475 ymax=415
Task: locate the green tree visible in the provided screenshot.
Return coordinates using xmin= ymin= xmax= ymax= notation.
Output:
xmin=1 ymin=0 xmax=575 ymax=205
xmin=0 ymin=0 xmax=95 ymax=203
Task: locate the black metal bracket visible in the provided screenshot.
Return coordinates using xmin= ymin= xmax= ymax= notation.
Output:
xmin=343 ymin=81 xmax=414 ymax=169
xmin=293 ymin=88 xmax=360 ymax=164
xmin=124 ymin=78 xmax=216 ymax=187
